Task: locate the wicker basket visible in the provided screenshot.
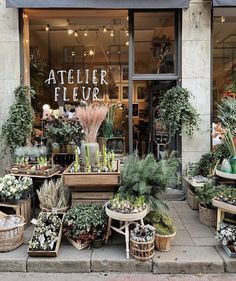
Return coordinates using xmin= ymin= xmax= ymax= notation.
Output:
xmin=0 ymin=215 xmax=25 ymax=252
xmin=199 ymin=203 xmax=216 ymax=227
xmin=39 ymin=204 xmax=69 ymax=213
xmin=130 ymin=237 xmax=155 ymax=261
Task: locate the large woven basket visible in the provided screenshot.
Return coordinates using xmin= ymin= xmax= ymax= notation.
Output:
xmin=130 ymin=237 xmax=155 ymax=261
xmin=0 ymin=215 xmax=25 ymax=252
xmin=199 ymin=203 xmax=216 ymax=227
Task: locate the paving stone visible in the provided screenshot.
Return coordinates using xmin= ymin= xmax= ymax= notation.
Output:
xmin=185 ymin=223 xmax=213 ymax=238
xmin=216 ymin=245 xmax=236 ymax=273
xmin=91 ymin=245 xmax=152 ymax=272
xmin=172 ymin=230 xmax=194 ymax=246
xmin=0 ymin=244 xmax=27 ymax=272
xmin=192 ymin=237 xmax=219 ymax=247
xmin=24 ymin=227 xmax=33 ymax=245
xmin=173 ymin=202 xmax=191 ymax=212
xmin=153 ymin=246 xmax=224 ymax=274
xmin=172 ymin=217 xmax=186 ymax=231
xmin=178 ymin=211 xmax=199 ymax=224
xmin=27 ymin=244 xmax=91 ymax=273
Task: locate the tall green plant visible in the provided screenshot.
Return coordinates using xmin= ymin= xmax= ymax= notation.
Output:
xmin=118 ymin=153 xmax=180 ymax=209
xmin=158 ymin=86 xmax=199 ymax=137
xmin=217 ymin=98 xmax=236 ymax=134
xmin=224 ymin=130 xmax=236 ymax=157
xmin=0 ymin=85 xmax=35 ymax=152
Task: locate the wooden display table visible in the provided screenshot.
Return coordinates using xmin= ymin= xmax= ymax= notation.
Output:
xmin=105 ymin=206 xmax=149 ymax=259
xmin=215 ymin=169 xmax=236 ymax=187
xmin=212 ymin=199 xmax=236 ymax=231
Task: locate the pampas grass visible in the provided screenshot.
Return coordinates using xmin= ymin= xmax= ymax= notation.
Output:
xmin=76 ymin=104 xmax=108 ymax=142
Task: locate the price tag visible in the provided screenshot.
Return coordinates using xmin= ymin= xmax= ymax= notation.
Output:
xmin=31 ymin=218 xmax=37 ymax=225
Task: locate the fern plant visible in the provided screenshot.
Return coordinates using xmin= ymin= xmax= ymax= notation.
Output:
xmin=118 ymin=153 xmax=180 ymax=209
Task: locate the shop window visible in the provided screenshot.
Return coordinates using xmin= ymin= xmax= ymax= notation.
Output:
xmin=134 ymin=12 xmax=176 ymax=74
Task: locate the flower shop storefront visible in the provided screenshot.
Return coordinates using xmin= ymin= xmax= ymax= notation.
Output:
xmin=15 ymin=0 xmax=186 ymax=158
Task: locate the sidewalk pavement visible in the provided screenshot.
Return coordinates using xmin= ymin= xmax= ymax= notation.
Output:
xmin=0 ymin=201 xmax=235 ymax=274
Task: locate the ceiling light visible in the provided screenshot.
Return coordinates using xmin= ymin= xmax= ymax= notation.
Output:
xmin=221 ymin=16 xmax=225 ymax=23
xmin=102 ymin=26 xmax=107 ymax=33
xmin=125 ymin=41 xmax=129 ymax=46
xmin=74 ymin=30 xmax=78 ymax=37
xmin=110 ymin=30 xmax=114 ymax=37
xmin=89 ymin=49 xmax=94 ymax=56
xmin=84 ymin=30 xmax=88 ymax=37
xmin=68 ymin=29 xmax=74 ymax=35
xmin=45 ymin=24 xmax=50 ymax=32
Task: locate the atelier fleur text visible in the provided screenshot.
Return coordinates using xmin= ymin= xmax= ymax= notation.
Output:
xmin=45 ymin=69 xmax=108 ymax=102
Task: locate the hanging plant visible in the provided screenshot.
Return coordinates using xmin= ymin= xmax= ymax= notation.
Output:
xmin=158 ymin=86 xmax=199 ymax=137
xmin=0 ymin=85 xmax=35 ymax=152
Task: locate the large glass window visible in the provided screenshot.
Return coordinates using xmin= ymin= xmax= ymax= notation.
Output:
xmin=213 ymin=8 xmax=236 ymax=116
xmin=134 ymin=12 xmax=176 ymax=74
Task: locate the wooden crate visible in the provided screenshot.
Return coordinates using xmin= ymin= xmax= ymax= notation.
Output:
xmin=71 ymin=191 xmax=114 ymax=206
xmin=0 ymin=198 xmax=31 ymax=226
xmin=28 ymin=213 xmax=64 ymax=257
xmin=186 ymin=185 xmax=199 ymax=210
xmin=63 ymin=162 xmax=120 ymax=190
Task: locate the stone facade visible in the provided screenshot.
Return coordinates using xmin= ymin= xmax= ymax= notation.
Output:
xmin=0 ymin=0 xmax=20 ymax=175
xmin=181 ymin=0 xmax=212 ymax=169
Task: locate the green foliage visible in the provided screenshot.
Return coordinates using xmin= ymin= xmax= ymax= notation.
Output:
xmin=118 ymin=153 xmax=180 ymax=209
xmin=63 ymin=203 xmax=107 ymax=240
xmin=192 ymin=144 xmax=231 ymax=177
xmin=0 ymin=85 xmax=35 ymax=152
xmin=196 ymin=181 xmax=226 ymax=209
xmin=223 ymin=69 xmax=236 ymax=93
xmin=224 ymin=130 xmax=236 ymax=157
xmin=158 ymin=86 xmax=199 ymax=136
xmin=144 ymin=210 xmax=176 ymax=235
xmin=45 ymin=118 xmax=84 ymax=145
xmin=217 ymin=98 xmax=236 ymax=134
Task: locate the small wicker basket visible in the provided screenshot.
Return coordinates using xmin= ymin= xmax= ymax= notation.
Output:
xmin=130 ymin=237 xmax=155 ymax=261
xmin=199 ymin=203 xmax=216 ymax=227
xmin=0 ymin=215 xmax=25 ymax=252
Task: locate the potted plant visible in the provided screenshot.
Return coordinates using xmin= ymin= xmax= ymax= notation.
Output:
xmin=118 ymin=153 xmax=180 ymax=210
xmin=212 ymin=188 xmax=236 ymax=214
xmin=63 ymin=203 xmax=107 ymax=250
xmin=0 ymin=174 xmax=32 ymax=202
xmin=28 ymin=212 xmax=64 ymax=257
xmin=130 ymin=224 xmax=155 ymax=261
xmin=76 ymin=104 xmax=108 ymax=165
xmin=196 ymin=182 xmax=224 ymax=227
xmin=216 ymin=222 xmax=236 ymax=258
xmin=36 ymin=178 xmax=70 ymax=212
xmin=0 ymin=85 xmax=35 ymax=153
xmin=144 ymin=210 xmax=176 ymax=252
xmin=224 ymin=130 xmax=236 ymax=174
xmin=158 ymin=86 xmax=199 ymax=139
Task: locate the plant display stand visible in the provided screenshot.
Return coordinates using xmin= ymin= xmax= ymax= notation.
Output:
xmin=0 ymin=198 xmax=31 ymax=226
xmin=215 ymin=169 xmax=236 ymax=187
xmin=212 ymin=199 xmax=236 ymax=231
xmin=105 ymin=206 xmax=148 ymax=259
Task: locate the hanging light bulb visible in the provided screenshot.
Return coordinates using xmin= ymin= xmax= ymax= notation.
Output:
xmin=221 ymin=16 xmax=225 ymax=23
xmin=125 ymin=41 xmax=129 ymax=46
xmin=102 ymin=26 xmax=107 ymax=33
xmin=74 ymin=30 xmax=78 ymax=37
xmin=89 ymin=49 xmax=94 ymax=56
xmin=68 ymin=29 xmax=74 ymax=35
xmin=45 ymin=24 xmax=50 ymax=32
xmin=84 ymin=52 xmax=87 ymax=57
xmin=84 ymin=30 xmax=88 ymax=37
xmin=110 ymin=30 xmax=114 ymax=37
xmin=125 ymin=29 xmax=129 ymax=36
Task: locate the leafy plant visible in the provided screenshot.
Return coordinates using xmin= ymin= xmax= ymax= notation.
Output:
xmin=0 ymin=85 xmax=35 ymax=152
xmin=196 ymin=181 xmax=226 ymax=209
xmin=216 ymin=222 xmax=236 ymax=246
xmin=158 ymin=86 xmax=199 ymax=137
xmin=217 ymin=98 xmax=236 ymax=135
xmin=224 ymin=130 xmax=236 ymax=157
xmin=37 ymin=178 xmax=70 ymax=209
xmin=215 ymin=188 xmax=236 ymax=205
xmin=130 ymin=224 xmax=155 ymax=242
xmin=45 ymin=118 xmax=84 ymax=145
xmin=118 ymin=153 xmax=180 ymax=209
xmin=63 ymin=203 xmax=107 ymax=241
xmin=144 ymin=210 xmax=176 ymax=235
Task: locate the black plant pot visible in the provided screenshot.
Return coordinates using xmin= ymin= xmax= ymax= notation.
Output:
xmin=92 ymin=238 xmax=103 ymax=249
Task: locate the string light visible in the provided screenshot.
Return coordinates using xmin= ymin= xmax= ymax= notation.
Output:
xmin=84 ymin=30 xmax=88 ymax=37
xmin=102 ymin=26 xmax=107 ymax=33
xmin=74 ymin=30 xmax=78 ymax=37
xmin=221 ymin=16 xmax=225 ymax=23
xmin=68 ymin=29 xmax=74 ymax=35
xmin=110 ymin=30 xmax=114 ymax=37
xmin=125 ymin=41 xmax=129 ymax=46
xmin=89 ymin=49 xmax=94 ymax=56
xmin=125 ymin=30 xmax=129 ymax=36
xmin=45 ymin=24 xmax=49 ymax=32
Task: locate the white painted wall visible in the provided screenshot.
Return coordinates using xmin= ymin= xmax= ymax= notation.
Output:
xmin=182 ymin=0 xmax=212 ymax=169
xmin=0 ymin=0 xmax=20 ymax=175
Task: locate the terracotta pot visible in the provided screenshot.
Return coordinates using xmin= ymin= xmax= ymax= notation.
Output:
xmin=155 ymin=231 xmax=176 ymax=252
xmin=199 ymin=203 xmax=216 ymax=227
